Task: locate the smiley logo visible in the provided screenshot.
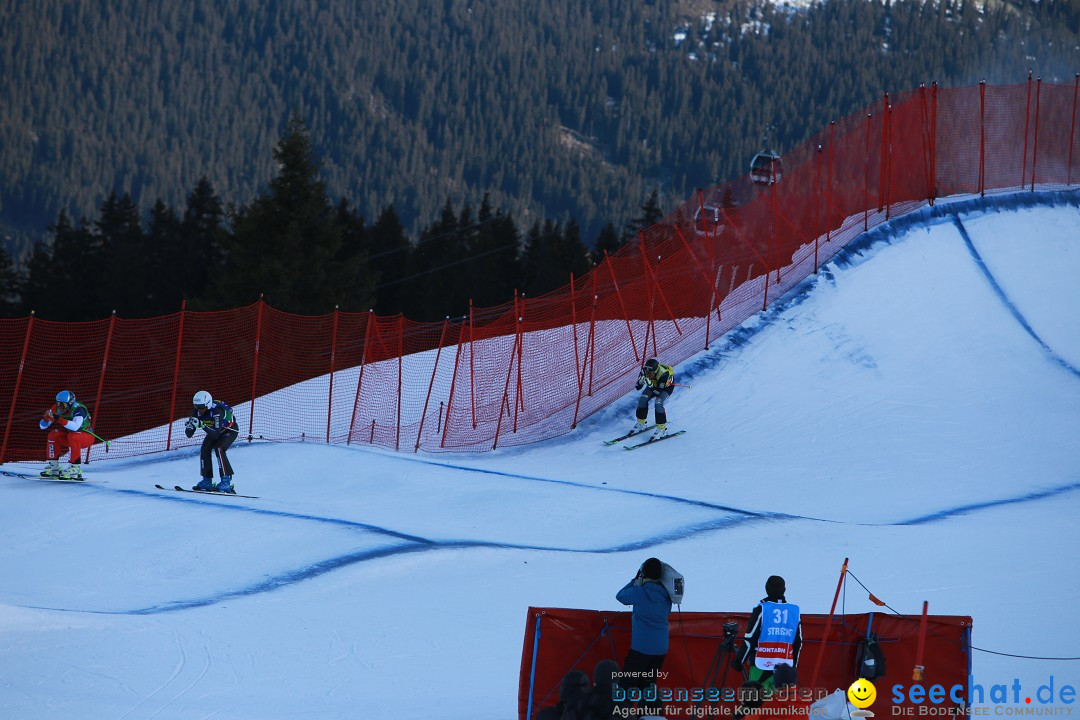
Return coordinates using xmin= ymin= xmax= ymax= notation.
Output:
xmin=848 ymin=678 xmax=877 ymax=709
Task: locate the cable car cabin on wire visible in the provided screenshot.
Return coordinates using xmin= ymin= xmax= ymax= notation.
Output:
xmin=750 ymin=149 xmax=782 ymax=185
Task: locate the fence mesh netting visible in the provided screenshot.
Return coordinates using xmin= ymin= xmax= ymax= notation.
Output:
xmin=2 ymin=80 xmax=1078 ymax=461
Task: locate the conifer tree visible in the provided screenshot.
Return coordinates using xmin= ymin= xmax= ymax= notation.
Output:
xmin=144 ymin=199 xmax=183 ymax=316
xmin=468 ymin=194 xmax=521 ymax=310
xmin=332 ymin=198 xmax=376 ymax=312
xmin=622 ymin=188 xmax=665 ymax=244
xmin=182 ymin=177 xmax=228 ymax=303
xmin=206 ymin=115 xmax=369 ymax=314
xmin=22 ymin=211 xmax=101 ymax=320
xmin=0 ymin=244 xmax=20 ymax=316
xmin=592 ymin=222 xmax=622 ymax=258
xmin=520 ymin=218 xmax=590 ymax=299
xmin=402 ymin=200 xmax=472 ymax=321
xmin=367 ymin=204 xmax=411 ymax=315
xmin=97 ymin=191 xmax=146 ymax=316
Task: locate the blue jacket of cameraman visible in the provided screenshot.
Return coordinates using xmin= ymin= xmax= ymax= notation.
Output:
xmin=616 ymin=578 xmax=672 ymax=655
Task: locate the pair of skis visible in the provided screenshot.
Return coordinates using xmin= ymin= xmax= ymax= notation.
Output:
xmin=1 ymin=469 xmax=87 ymax=483
xmin=1 ymin=471 xmax=257 ymax=498
xmin=155 ymin=484 xmax=258 ymax=499
xmin=604 ymin=425 xmax=686 ymax=450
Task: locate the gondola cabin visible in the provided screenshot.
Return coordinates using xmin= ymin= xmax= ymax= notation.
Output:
xmin=750 ymin=150 xmax=782 ymax=185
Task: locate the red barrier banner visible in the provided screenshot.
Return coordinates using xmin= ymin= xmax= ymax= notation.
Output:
xmin=517 ymin=607 xmax=972 ymax=720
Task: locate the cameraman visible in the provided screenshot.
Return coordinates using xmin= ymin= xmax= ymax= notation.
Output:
xmin=616 ymin=557 xmax=672 ymax=709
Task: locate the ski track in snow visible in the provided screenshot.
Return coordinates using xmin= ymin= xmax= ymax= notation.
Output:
xmin=14 ymin=461 xmax=1080 ymax=616
xmin=952 ymin=214 xmax=1080 ymax=379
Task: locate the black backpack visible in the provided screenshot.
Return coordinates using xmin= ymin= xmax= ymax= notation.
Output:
xmin=856 ymin=633 xmax=886 ymax=680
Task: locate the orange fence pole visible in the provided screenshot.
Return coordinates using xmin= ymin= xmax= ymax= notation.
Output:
xmin=165 ymin=301 xmax=186 ymax=451
xmin=395 ymin=314 xmax=403 ymax=451
xmin=604 ymin=250 xmax=639 ymax=363
xmin=347 ymin=311 xmax=375 ymax=445
xmin=1031 ymin=77 xmax=1043 ymax=191
xmin=1 ymin=313 xmax=35 ymax=463
xmin=1022 ymin=71 xmax=1033 ymax=189
xmin=325 ymin=306 xmax=339 ymax=444
xmin=913 ymin=600 xmax=929 ymax=681
xmin=809 ymin=557 xmax=849 ymax=692
xmin=248 ymin=296 xmax=265 ymax=441
xmin=86 ymin=310 xmax=116 ymax=462
xmin=416 ymin=317 xmax=449 ymax=452
xmin=440 ymin=318 xmax=467 ymax=449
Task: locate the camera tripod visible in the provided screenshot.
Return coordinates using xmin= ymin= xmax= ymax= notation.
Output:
xmin=699 ymin=628 xmax=746 ymax=706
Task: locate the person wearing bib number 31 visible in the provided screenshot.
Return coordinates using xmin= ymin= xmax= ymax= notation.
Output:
xmin=734 ymin=575 xmax=802 ymax=691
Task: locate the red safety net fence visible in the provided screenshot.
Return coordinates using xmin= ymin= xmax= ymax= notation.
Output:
xmin=2 ymin=79 xmax=1079 ymax=461
xmin=517 ymin=607 xmax=972 ymax=720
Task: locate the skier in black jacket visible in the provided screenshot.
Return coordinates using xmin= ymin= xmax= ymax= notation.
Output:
xmin=186 ymin=390 xmax=241 ymax=494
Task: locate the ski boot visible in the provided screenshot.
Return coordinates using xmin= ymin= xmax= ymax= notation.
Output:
xmin=193 ymin=477 xmax=215 ymax=491
xmin=629 ymin=419 xmax=648 ymax=437
xmin=40 ymin=460 xmax=61 ymax=478
xmin=651 ymin=423 xmax=669 ymax=440
xmin=215 ymin=475 xmax=235 ymax=494
xmin=59 ymin=462 xmax=83 ymax=480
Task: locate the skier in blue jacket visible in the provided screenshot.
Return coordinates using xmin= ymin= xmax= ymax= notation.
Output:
xmin=615 ymin=557 xmax=672 ymax=708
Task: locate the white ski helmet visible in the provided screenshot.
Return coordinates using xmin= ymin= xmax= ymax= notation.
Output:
xmin=192 ymin=390 xmax=213 ymax=411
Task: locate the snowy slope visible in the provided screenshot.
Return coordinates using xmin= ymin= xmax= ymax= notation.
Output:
xmin=1 ymin=198 xmax=1078 ymax=719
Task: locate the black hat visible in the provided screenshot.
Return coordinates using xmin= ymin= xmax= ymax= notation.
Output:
xmin=560 ymin=670 xmax=591 ymax=702
xmin=593 ymin=659 xmax=620 ymax=688
xmin=642 ymin=557 xmax=662 ymax=580
xmin=765 ymin=575 xmax=786 ymax=598
xmin=774 ymin=663 xmax=798 ymax=688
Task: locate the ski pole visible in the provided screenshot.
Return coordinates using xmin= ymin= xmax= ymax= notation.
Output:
xmin=673 ymin=382 xmax=693 ymax=388
xmin=86 ymin=429 xmax=111 ymax=452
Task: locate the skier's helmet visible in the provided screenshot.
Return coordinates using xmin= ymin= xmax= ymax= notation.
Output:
xmin=55 ymin=390 xmax=76 ymax=412
xmin=644 ymin=358 xmax=659 ymax=374
xmin=193 ymin=390 xmax=213 ymax=412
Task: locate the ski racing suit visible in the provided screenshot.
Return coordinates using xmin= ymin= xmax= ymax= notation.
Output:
xmin=40 ymin=400 xmax=95 ymax=463
xmin=635 ymin=363 xmax=675 ymax=426
xmin=186 ymin=400 xmax=241 ymax=481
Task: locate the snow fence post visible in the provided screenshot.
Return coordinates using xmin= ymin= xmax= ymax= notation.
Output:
xmin=248 ymin=295 xmax=265 ymax=442
xmin=809 ymin=557 xmax=849 ymax=692
xmin=166 ymin=301 xmax=186 ymax=451
xmin=1031 ymin=77 xmax=1043 ymax=192
xmin=416 ymin=317 xmax=449 ymax=452
xmin=1069 ymin=74 xmax=1079 ymax=187
xmin=86 ymin=310 xmax=116 ymax=463
xmin=0 ymin=312 xmax=34 ymax=463
xmin=325 ymin=306 xmax=339 ymax=444
xmin=1022 ymin=70 xmax=1033 ymax=190
xmin=526 ymin=612 xmax=544 ymax=720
